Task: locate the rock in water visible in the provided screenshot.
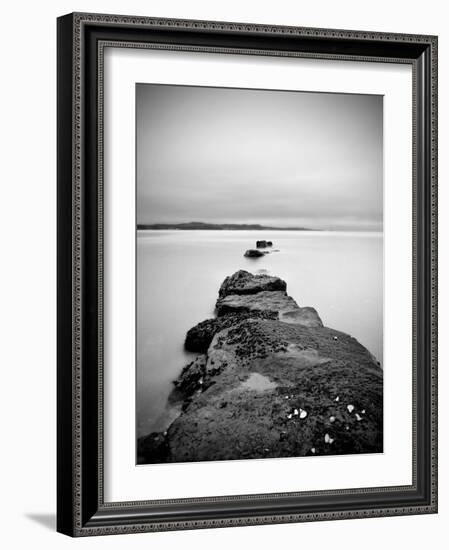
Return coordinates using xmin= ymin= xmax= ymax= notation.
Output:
xmin=138 ymin=270 xmax=383 ymax=464
xmin=216 ymin=290 xmax=299 ymax=317
xmin=256 ymin=240 xmax=268 ymax=248
xmin=185 ymin=310 xmax=277 ymax=353
xmin=218 ymin=270 xmax=286 ymax=298
xmin=244 ymin=249 xmax=264 ymax=258
xmin=173 ymin=355 xmax=207 ymax=395
xmin=280 ymin=307 xmax=323 ymax=328
xmin=137 ymin=432 xmax=169 ymax=464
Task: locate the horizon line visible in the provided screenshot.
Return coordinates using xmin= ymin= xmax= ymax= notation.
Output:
xmin=137 ymin=220 xmax=383 ymax=231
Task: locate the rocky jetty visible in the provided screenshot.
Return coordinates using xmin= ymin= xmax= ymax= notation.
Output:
xmin=138 ymin=270 xmax=383 ymax=464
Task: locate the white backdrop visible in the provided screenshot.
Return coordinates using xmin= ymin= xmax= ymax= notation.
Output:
xmin=0 ymin=1 xmax=446 ymax=549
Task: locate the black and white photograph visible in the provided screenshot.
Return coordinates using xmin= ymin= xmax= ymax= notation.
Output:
xmin=49 ymin=6 xmax=439 ymax=541
xmin=136 ymin=83 xmax=384 ymax=464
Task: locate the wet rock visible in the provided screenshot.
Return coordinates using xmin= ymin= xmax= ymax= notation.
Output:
xmin=172 ymin=355 xmax=207 ymax=397
xmin=166 ymin=319 xmax=382 ymax=462
xmin=137 ymin=432 xmax=169 ymax=464
xmin=218 ymin=270 xmax=287 ymax=299
xmin=139 ymin=272 xmax=383 ymax=464
xmin=216 ymin=290 xmax=299 ymax=317
xmin=185 ymin=311 xmax=277 ymax=353
xmin=256 ymin=240 xmax=268 ymax=248
xmin=280 ymin=307 xmax=323 ymax=328
xmin=244 ymin=249 xmax=264 ymax=258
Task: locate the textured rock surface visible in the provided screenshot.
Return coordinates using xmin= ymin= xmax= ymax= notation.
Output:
xmin=280 ymin=307 xmax=323 ymax=328
xmin=216 ymin=290 xmax=299 ymax=317
xmin=218 ymin=270 xmax=286 ymax=299
xmin=138 ymin=271 xmax=383 ymax=464
xmin=137 ymin=432 xmax=169 ymax=464
xmin=244 ymin=249 xmax=265 ymax=258
xmin=185 ymin=310 xmax=277 ymax=353
xmin=166 ymin=321 xmax=382 ymax=462
xmin=173 ymin=355 xmax=207 ymax=395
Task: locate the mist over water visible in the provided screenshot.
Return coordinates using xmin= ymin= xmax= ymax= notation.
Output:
xmin=136 ymin=230 xmax=383 ymax=437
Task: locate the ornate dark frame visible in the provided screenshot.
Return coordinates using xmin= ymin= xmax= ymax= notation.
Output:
xmin=57 ymin=12 xmax=438 ymax=537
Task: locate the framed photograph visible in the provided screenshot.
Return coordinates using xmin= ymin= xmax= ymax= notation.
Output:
xmin=57 ymin=12 xmax=438 ymax=536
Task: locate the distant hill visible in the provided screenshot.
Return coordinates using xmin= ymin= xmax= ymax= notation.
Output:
xmin=137 ymin=222 xmax=311 ymax=231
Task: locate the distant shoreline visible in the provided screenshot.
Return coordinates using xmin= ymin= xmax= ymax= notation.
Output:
xmin=137 ymin=222 xmax=312 ymax=231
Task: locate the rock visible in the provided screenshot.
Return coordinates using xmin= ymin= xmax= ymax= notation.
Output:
xmin=266 ymin=241 xmax=273 ymax=247
xmin=137 ymin=432 xmax=169 ymax=464
xmin=280 ymin=307 xmax=323 ymax=328
xmin=185 ymin=318 xmax=226 ymax=353
xmin=244 ymin=249 xmax=264 ymax=258
xmin=256 ymin=240 xmax=268 ymax=248
xmin=164 ymin=319 xmax=383 ymax=462
xmin=216 ymin=290 xmax=299 ymax=317
xmin=139 ymin=271 xmax=383 ymax=464
xmin=173 ymin=355 xmax=207 ymax=396
xmin=185 ymin=311 xmax=277 ymax=353
xmin=218 ymin=270 xmax=287 ymax=299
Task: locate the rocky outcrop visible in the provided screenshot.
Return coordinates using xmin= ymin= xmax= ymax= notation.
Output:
xmin=185 ymin=310 xmax=277 ymax=353
xmin=138 ymin=271 xmax=383 ymax=464
xmin=172 ymin=355 xmax=207 ymax=395
xmin=216 ymin=290 xmax=300 ymax=317
xmin=280 ymin=307 xmax=323 ymax=328
xmin=218 ymin=270 xmax=286 ymax=298
xmin=256 ymin=240 xmax=273 ymax=248
xmin=244 ymin=249 xmax=265 ymax=258
xmin=137 ymin=432 xmax=169 ymax=464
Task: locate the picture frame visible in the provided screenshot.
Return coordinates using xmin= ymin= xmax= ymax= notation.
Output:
xmin=57 ymin=12 xmax=438 ymax=536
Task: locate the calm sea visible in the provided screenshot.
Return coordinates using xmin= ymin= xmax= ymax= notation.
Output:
xmin=136 ymin=230 xmax=383 ymax=437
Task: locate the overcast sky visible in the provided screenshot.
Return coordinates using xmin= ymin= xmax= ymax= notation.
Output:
xmin=136 ymin=84 xmax=383 ymax=230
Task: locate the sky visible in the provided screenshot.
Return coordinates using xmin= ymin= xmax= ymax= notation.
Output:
xmin=136 ymin=84 xmax=383 ymax=230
